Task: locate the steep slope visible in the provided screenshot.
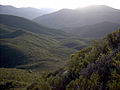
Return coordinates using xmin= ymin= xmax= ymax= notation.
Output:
xmin=0 ymin=29 xmax=75 ymax=71
xmin=0 ymin=29 xmax=120 ymax=90
xmin=0 ymin=5 xmax=55 ymax=19
xmin=27 ymin=29 xmax=120 ymax=90
xmin=0 ymin=14 xmax=68 ymax=37
xmin=34 ymin=5 xmax=120 ymax=29
xmin=63 ymin=22 xmax=120 ymax=38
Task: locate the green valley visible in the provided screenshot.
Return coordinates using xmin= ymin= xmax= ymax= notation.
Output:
xmin=0 ymin=29 xmax=120 ymax=90
xmin=0 ymin=14 xmax=89 ymax=72
xmin=0 ymin=4 xmax=120 ymax=90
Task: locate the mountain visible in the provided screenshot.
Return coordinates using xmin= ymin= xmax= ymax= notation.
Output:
xmin=0 ymin=14 xmax=68 ymax=37
xmin=28 ymin=29 xmax=120 ymax=90
xmin=63 ymin=22 xmax=120 ymax=38
xmin=1 ymin=29 xmax=119 ymax=90
xmin=0 ymin=5 xmax=55 ymax=19
xmin=34 ymin=5 xmax=120 ymax=29
xmin=0 ymin=14 xmax=89 ymax=71
xmin=0 ymin=28 xmax=75 ymax=71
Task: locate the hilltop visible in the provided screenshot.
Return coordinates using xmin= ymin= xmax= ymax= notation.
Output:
xmin=34 ymin=5 xmax=120 ymax=29
xmin=0 ymin=5 xmax=55 ymax=19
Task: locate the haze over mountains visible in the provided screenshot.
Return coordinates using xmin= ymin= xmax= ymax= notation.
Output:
xmin=0 ymin=4 xmax=120 ymax=89
xmin=0 ymin=5 xmax=56 ymax=19
xmin=0 ymin=5 xmax=120 ymax=71
xmin=63 ymin=22 xmax=120 ymax=38
xmin=1 ymin=5 xmax=119 ymax=37
xmin=34 ymin=5 xmax=120 ymax=29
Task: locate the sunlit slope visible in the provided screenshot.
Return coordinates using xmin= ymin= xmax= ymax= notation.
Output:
xmin=25 ymin=29 xmax=120 ymax=90
xmin=0 ymin=14 xmax=90 ymax=71
xmin=63 ymin=22 xmax=120 ymax=38
xmin=34 ymin=5 xmax=120 ymax=29
xmin=0 ymin=14 xmax=68 ymax=37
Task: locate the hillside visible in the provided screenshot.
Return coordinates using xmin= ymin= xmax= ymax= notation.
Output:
xmin=0 ymin=15 xmax=90 ymax=71
xmin=34 ymin=5 xmax=120 ymax=29
xmin=0 ymin=5 xmax=55 ymax=19
xmin=0 ymin=29 xmax=76 ymax=71
xmin=26 ymin=29 xmax=120 ymax=90
xmin=0 ymin=14 xmax=69 ymax=37
xmin=63 ymin=22 xmax=120 ymax=38
xmin=0 ymin=68 xmax=41 ymax=90
xmin=1 ymin=29 xmax=120 ymax=90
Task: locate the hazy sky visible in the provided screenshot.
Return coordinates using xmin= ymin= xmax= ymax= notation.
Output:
xmin=0 ymin=0 xmax=120 ymax=9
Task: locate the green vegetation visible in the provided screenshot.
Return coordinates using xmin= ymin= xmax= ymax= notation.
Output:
xmin=0 ymin=14 xmax=89 ymax=72
xmin=0 ymin=14 xmax=69 ymax=37
xmin=1 ymin=14 xmax=120 ymax=90
xmin=60 ymin=37 xmax=90 ymax=50
xmin=24 ymin=30 xmax=120 ymax=90
xmin=0 ymin=29 xmax=75 ymax=71
xmin=0 ymin=29 xmax=119 ymax=90
xmin=0 ymin=68 xmax=41 ymax=90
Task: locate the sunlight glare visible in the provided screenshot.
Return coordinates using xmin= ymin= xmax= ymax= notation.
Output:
xmin=0 ymin=0 xmax=120 ymax=9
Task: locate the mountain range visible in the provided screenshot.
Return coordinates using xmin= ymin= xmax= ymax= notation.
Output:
xmin=0 ymin=4 xmax=120 ymax=89
xmin=34 ymin=5 xmax=120 ymax=29
xmin=0 ymin=14 xmax=89 ymax=71
xmin=0 ymin=14 xmax=68 ymax=37
xmin=0 ymin=5 xmax=120 ymax=71
xmin=63 ymin=22 xmax=120 ymax=38
xmin=1 ymin=28 xmax=120 ymax=90
xmin=33 ymin=5 xmax=120 ymax=38
xmin=0 ymin=5 xmax=56 ymax=19
xmin=1 ymin=5 xmax=119 ymax=38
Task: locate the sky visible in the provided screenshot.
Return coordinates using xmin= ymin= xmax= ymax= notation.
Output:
xmin=0 ymin=0 xmax=120 ymax=10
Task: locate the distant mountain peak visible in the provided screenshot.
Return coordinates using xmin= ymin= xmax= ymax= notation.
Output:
xmin=34 ymin=5 xmax=120 ymax=29
xmin=76 ymin=5 xmax=113 ymax=9
xmin=75 ymin=5 xmax=119 ymax=12
xmin=0 ymin=5 xmax=56 ymax=19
